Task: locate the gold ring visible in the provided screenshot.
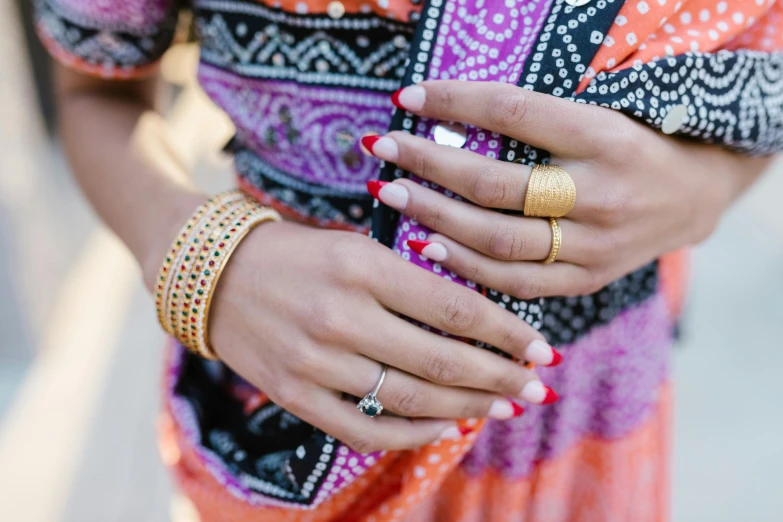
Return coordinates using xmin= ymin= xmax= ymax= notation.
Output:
xmin=544 ymin=217 xmax=561 ymax=264
xmin=523 ymin=164 xmax=576 ymax=217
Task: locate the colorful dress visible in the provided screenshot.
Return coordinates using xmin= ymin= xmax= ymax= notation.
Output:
xmin=35 ymin=0 xmax=783 ymax=520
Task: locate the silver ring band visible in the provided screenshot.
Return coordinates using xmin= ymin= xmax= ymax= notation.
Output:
xmin=357 ymin=364 xmax=387 ymax=417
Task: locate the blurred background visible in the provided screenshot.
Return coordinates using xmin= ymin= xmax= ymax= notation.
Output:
xmin=0 ymin=2 xmax=781 ymax=521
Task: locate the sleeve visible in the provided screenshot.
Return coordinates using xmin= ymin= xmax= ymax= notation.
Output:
xmin=34 ymin=0 xmax=180 ymax=80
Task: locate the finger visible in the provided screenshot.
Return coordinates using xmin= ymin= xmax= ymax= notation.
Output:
xmin=298 ymin=389 xmax=456 ymax=453
xmin=353 ymin=313 xmax=554 ymax=401
xmin=364 ymin=132 xmax=530 ymax=211
xmin=317 ymin=353 xmax=526 ymax=420
xmin=373 ymin=178 xmax=595 ymax=264
xmin=412 ymin=233 xmax=597 ymax=301
xmin=370 ymin=254 xmax=559 ymax=376
xmin=392 ymin=80 xmax=622 ymax=158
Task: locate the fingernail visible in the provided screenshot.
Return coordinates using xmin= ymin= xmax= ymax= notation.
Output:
xmin=361 ymin=135 xmax=398 ymax=162
xmin=438 ymin=425 xmax=462 ymax=440
xmin=366 ymin=180 xmax=387 ymax=199
xmin=488 ymin=399 xmax=514 ymax=420
xmin=407 ymin=240 xmax=448 ymax=262
xmin=511 ymin=402 xmax=525 ymax=418
xmin=525 ymin=340 xmax=563 ymax=367
xmin=519 ymin=381 xmax=559 ymax=405
xmin=391 ymin=85 xmax=426 ymax=112
xmin=368 ymin=181 xmax=408 ymax=210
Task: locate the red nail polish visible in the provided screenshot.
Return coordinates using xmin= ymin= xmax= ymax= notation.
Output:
xmin=407 ymin=239 xmax=431 ymax=255
xmin=366 ymin=180 xmax=388 ymax=199
xmin=361 ymin=135 xmax=381 ymax=155
xmin=391 ymin=88 xmax=405 ymax=110
xmin=542 ymin=386 xmax=559 ymax=405
xmin=546 ymin=349 xmax=563 ymax=367
xmin=511 ymin=402 xmax=525 ymax=418
xmin=458 ymin=426 xmax=474 ymax=435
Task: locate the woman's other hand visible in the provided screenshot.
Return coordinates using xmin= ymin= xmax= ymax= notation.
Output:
xmin=362 ymin=81 xmax=770 ymax=300
xmin=195 ymin=221 xmax=560 ymax=454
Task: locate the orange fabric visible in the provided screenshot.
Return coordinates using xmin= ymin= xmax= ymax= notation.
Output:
xmin=162 ymin=384 xmax=673 ymax=522
xmin=579 ymin=0 xmax=783 ymax=91
xmin=659 ymin=250 xmax=691 ymax=320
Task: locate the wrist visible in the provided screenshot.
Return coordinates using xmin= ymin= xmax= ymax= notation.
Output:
xmin=138 ymin=189 xmax=208 ymax=293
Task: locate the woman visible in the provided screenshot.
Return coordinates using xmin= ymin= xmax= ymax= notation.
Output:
xmin=35 ymin=0 xmax=782 ymax=520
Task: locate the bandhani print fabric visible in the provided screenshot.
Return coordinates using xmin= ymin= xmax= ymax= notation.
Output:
xmin=36 ymin=0 xmax=783 ymax=520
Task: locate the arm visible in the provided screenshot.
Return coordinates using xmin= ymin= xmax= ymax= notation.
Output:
xmin=53 ymin=67 xmax=568 ymax=453
xmin=54 ymin=65 xmax=205 ymax=288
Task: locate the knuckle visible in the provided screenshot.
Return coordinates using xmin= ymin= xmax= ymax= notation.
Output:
xmin=388 ymin=386 xmax=427 ymax=417
xmin=439 ymin=293 xmax=482 ymax=333
xmin=579 ymin=268 xmax=608 ymax=295
xmin=492 ymin=370 xmax=524 ymax=396
xmin=488 ymin=91 xmax=528 ymax=131
xmin=326 ymin=235 xmax=373 ymax=283
xmin=274 ymin=384 xmax=304 ymax=412
xmin=410 ymin=146 xmax=435 ymax=181
xmin=471 ymin=167 xmax=513 ymax=207
xmin=305 ymin=299 xmax=346 ymax=342
xmin=511 ymin=275 xmax=544 ymax=300
xmin=487 ymin=225 xmax=526 ymax=261
xmin=286 ymin=340 xmax=322 ymax=376
xmin=422 ymin=347 xmax=466 ymax=384
xmin=434 ymin=83 xmax=456 ymax=113
xmin=421 ymin=202 xmax=448 ymax=232
xmin=345 ymin=434 xmax=379 ymax=455
xmin=594 ymin=185 xmax=632 ymax=226
xmin=497 ymin=322 xmax=528 ymax=353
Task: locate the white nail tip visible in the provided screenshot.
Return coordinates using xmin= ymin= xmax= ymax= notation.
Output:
xmin=525 ymin=340 xmax=554 ymax=365
xmin=438 ymin=426 xmax=462 ymax=441
xmin=488 ymin=400 xmax=514 ymax=420
xmin=520 ymin=381 xmax=546 ymax=404
xmin=421 ymin=243 xmax=448 ymax=262
xmin=377 ymin=183 xmax=409 ymax=210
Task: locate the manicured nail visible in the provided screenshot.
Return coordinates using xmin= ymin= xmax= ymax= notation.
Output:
xmin=391 ymin=85 xmax=426 ymax=112
xmin=438 ymin=425 xmax=462 ymax=440
xmin=361 ymin=135 xmax=399 ymax=162
xmin=360 ymin=135 xmax=380 ymax=156
xmin=367 ymin=181 xmax=408 ymax=210
xmin=519 ymin=381 xmax=559 ymax=405
xmin=525 ymin=340 xmax=563 ymax=367
xmin=488 ymin=399 xmax=515 ymax=420
xmin=366 ymin=180 xmax=387 ymax=199
xmin=407 ymin=240 xmax=448 ymax=262
xmin=511 ymin=402 xmax=525 ymax=418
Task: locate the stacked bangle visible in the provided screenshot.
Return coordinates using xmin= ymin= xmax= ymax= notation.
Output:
xmin=154 ymin=190 xmax=281 ymax=359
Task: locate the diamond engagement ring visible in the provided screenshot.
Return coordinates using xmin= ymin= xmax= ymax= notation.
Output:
xmin=357 ymin=364 xmax=387 ymax=417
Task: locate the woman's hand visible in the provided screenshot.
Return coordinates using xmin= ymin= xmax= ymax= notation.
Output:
xmin=362 ymin=81 xmax=770 ymax=299
xmin=204 ymin=220 xmax=560 ymax=454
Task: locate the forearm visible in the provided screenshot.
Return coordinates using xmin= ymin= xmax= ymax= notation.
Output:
xmin=55 ymin=65 xmax=205 ymax=290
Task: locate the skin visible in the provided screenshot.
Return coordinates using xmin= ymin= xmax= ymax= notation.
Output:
xmin=55 ymin=66 xmax=549 ymax=454
xmin=367 ymin=81 xmax=771 ymax=299
xmin=55 ymin=67 xmax=768 ymax=453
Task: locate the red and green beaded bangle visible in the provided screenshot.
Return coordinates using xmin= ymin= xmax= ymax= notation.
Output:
xmin=187 ymin=204 xmax=281 ymax=359
xmin=154 ymin=190 xmax=244 ymax=334
xmin=171 ymin=199 xmax=259 ymax=356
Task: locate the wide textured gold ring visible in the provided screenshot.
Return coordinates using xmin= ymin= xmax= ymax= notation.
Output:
xmin=544 ymin=217 xmax=562 ymax=264
xmin=523 ymin=164 xmax=576 ymax=218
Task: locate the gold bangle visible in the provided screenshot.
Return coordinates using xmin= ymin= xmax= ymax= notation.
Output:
xmin=544 ymin=217 xmax=562 ymax=264
xmin=191 ymin=205 xmax=281 ymax=359
xmin=169 ymin=199 xmax=256 ymax=355
xmin=154 ymin=191 xmax=244 ymax=333
xmin=153 ymin=190 xmax=281 ymax=360
xmin=523 ymin=164 xmax=576 ymax=218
